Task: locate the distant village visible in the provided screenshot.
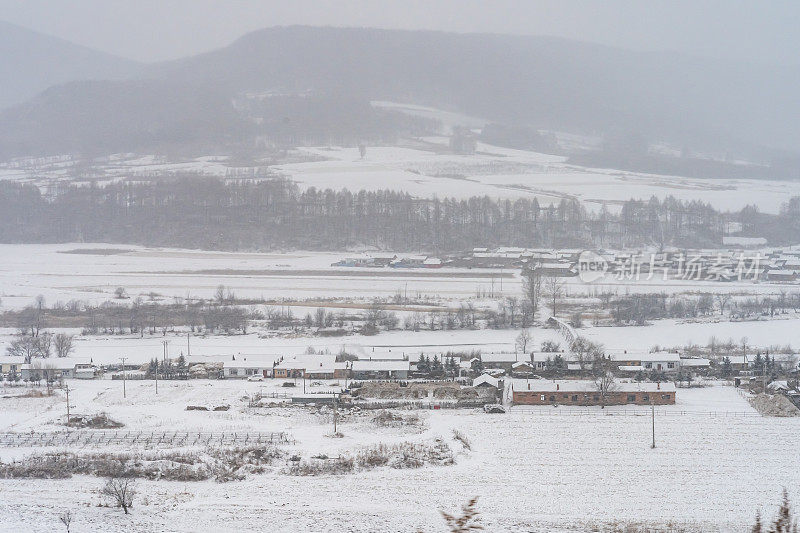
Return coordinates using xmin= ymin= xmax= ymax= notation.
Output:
xmin=5 ymin=331 xmax=799 ymax=410
xmin=331 ymin=245 xmax=800 ymax=283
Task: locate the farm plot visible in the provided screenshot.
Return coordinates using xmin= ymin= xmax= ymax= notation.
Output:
xmin=1 ymin=384 xmax=799 ymax=532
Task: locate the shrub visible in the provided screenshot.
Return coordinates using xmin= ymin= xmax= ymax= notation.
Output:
xmin=452 ymin=429 xmax=471 ymax=451
xmin=100 ymin=477 xmax=136 ymax=514
xmin=373 ymin=410 xmax=424 ymax=428
xmin=67 ymin=413 xmax=124 ymax=429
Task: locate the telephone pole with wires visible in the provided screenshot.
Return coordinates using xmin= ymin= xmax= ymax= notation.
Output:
xmin=120 ymin=357 xmax=127 ymax=399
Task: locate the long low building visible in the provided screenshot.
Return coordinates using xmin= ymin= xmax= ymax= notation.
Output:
xmin=351 ymin=360 xmax=410 ymax=380
xmin=610 ymin=352 xmax=681 ymax=373
xmin=512 ymin=379 xmax=676 ymax=406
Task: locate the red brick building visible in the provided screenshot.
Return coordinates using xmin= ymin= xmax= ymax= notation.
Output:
xmin=512 ymin=379 xmax=676 ymax=406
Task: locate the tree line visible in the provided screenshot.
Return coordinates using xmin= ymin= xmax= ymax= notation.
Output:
xmin=0 ymin=177 xmax=761 ymax=251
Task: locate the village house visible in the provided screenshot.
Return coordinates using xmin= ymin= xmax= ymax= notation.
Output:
xmin=479 ymin=353 xmax=530 ymax=373
xmin=610 ymin=352 xmax=681 ymax=373
xmin=679 ymin=357 xmax=711 ymax=374
xmin=511 ymin=361 xmax=535 ymax=375
xmin=511 ymin=379 xmax=676 ymax=406
xmin=390 ymin=255 xmax=428 ymax=268
xmin=721 ymin=355 xmax=751 ymax=373
xmin=480 ymin=352 xmax=582 ymax=374
xmin=472 ymin=373 xmax=502 ymax=389
xmin=222 ymin=359 xmax=275 ymax=379
xmin=1 ymin=357 xmax=26 ymax=377
xmin=766 ymin=269 xmax=798 ymax=282
xmin=531 ymin=262 xmax=578 ymax=277
xmin=305 ymin=362 xmax=349 ymax=380
xmin=20 ymin=361 xmax=97 ymax=380
xmin=351 ymin=360 xmax=410 ymax=380
xmin=273 ymin=354 xmax=339 ymax=379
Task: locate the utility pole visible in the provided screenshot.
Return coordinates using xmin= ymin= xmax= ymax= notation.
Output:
xmin=187 ymin=332 xmax=190 ymax=357
xmin=162 ymin=340 xmax=170 ymax=361
xmin=120 ymin=357 xmax=127 ymax=399
xmin=65 ymin=383 xmax=71 ymax=425
xmin=333 ymin=393 xmax=339 ymax=434
xmin=154 ymin=355 xmax=158 ymax=395
xmin=651 ymin=399 xmax=656 ymax=449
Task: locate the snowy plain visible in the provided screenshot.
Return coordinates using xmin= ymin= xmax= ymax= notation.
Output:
xmin=0 ymin=382 xmax=797 ymax=532
xmin=3 ymin=136 xmax=800 ymax=215
xmin=1 ymin=243 xmax=796 ymax=313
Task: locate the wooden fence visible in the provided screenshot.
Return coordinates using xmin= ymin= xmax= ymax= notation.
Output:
xmin=0 ymin=430 xmax=293 ymax=448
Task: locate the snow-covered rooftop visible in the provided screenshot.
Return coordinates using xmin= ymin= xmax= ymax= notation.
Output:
xmin=351 ymin=360 xmax=410 ymax=372
xmin=511 ymin=379 xmax=677 ymax=393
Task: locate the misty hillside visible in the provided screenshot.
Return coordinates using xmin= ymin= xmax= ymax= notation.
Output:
xmin=2 ymin=26 xmax=799 ymax=163
xmin=0 ymin=21 xmax=140 ymax=110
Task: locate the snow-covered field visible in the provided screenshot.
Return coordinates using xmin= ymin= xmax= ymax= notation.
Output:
xmin=275 ymin=140 xmax=800 ymax=214
xmin=2 ymin=243 xmax=797 ymax=313
xmin=0 ymin=243 xmax=506 ymax=310
xmin=3 ymin=138 xmax=800 ymax=214
xmin=0 ymin=382 xmax=797 ymax=532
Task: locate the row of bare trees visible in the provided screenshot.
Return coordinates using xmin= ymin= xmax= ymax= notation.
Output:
xmin=6 ymin=332 xmax=75 ymax=362
xmin=0 ymin=177 xmax=737 ymax=252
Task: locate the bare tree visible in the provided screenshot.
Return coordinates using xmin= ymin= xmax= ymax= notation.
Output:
xmin=505 ymin=297 xmax=518 ymax=328
xmin=59 ymin=510 xmax=73 ymax=533
xmin=6 ymin=334 xmax=48 ymax=363
xmin=38 ymin=331 xmax=53 ymax=358
xmin=101 ymin=477 xmax=136 ymax=514
xmin=715 ymin=293 xmax=731 ymax=316
xmin=214 ymin=284 xmax=227 ymax=304
xmin=571 ymin=336 xmax=601 ymax=370
xmin=515 ymin=329 xmax=532 ymax=355
xmin=594 ymin=371 xmax=618 ymax=409
xmin=522 ymin=269 xmax=542 ymax=320
xmin=543 ymin=275 xmax=565 ymax=318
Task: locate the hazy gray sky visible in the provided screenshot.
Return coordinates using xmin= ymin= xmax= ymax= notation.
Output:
xmin=1 ymin=0 xmax=797 ymax=65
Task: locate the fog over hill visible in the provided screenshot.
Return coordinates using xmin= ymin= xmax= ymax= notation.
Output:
xmin=0 ymin=20 xmax=141 ymax=110
xmin=1 ymin=25 xmax=799 ymax=172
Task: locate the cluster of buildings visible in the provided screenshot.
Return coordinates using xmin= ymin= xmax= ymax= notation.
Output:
xmin=222 ymin=352 xmax=411 ymax=381
xmin=6 ymin=344 xmax=798 ymax=411
xmin=331 ymin=254 xmax=443 ymax=269
xmin=328 ymin=246 xmax=800 ymax=283
xmin=1 ymin=358 xmax=98 ymax=381
xmin=475 ymin=350 xmax=696 ymax=376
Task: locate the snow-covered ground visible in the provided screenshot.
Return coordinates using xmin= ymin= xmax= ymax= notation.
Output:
xmin=0 ymin=243 xmax=507 ymax=310
xmin=1 ymin=314 xmax=799 ymax=369
xmin=3 ymin=139 xmax=800 ymax=214
xmin=0 ymin=382 xmax=797 ymax=532
xmin=1 ymin=243 xmax=796 ymax=312
xmin=275 ymin=142 xmax=800 ymax=213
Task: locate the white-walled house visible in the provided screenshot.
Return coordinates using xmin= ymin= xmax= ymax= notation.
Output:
xmin=223 ymin=359 xmax=275 ymax=379
xmin=611 ymin=352 xmax=681 ymax=373
xmin=351 ymin=360 xmax=410 ymax=379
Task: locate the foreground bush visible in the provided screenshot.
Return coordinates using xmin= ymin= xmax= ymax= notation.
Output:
xmin=0 ymin=446 xmax=283 ymax=482
xmin=287 ymin=439 xmax=454 ymax=476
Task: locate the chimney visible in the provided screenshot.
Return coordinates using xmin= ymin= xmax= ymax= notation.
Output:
xmin=527 ymin=383 xmax=530 ymax=390
xmin=556 ymin=383 xmax=560 ymax=391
